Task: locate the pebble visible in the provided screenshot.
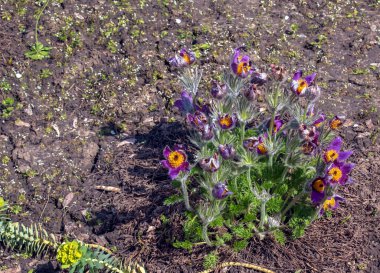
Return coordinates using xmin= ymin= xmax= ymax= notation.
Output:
xmin=175 ymin=18 xmax=181 ymax=24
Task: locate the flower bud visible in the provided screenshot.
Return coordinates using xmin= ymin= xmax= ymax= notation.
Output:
xmin=210 ymin=80 xmax=227 ymax=100
xmin=218 ymin=144 xmax=236 ymax=160
xmin=244 ymin=84 xmax=261 ymax=101
xmin=199 ymin=153 xmax=220 ymax=172
xmin=212 ymin=182 xmax=233 ymax=199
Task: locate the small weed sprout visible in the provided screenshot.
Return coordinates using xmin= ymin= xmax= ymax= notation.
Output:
xmin=162 ymin=47 xmax=355 ymax=248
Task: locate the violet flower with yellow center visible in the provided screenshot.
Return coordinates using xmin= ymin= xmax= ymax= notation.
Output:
xmin=291 ymin=70 xmax=316 ymax=96
xmin=218 ymin=113 xmax=237 ymax=130
xmin=161 ymin=146 xmax=190 ymax=180
xmin=319 ymin=195 xmax=344 ymax=215
xmin=230 ymin=47 xmax=254 ymax=78
xmin=212 ymin=182 xmax=233 ymax=200
xmin=324 ymin=137 xmax=352 ymax=163
xmin=310 ymin=177 xmax=326 ymax=204
xmin=327 ymin=161 xmax=355 ymax=185
xmin=329 ymin=115 xmax=345 ymax=130
xmin=199 ymin=153 xmax=220 ymax=172
xmin=169 ymin=48 xmax=196 ymax=67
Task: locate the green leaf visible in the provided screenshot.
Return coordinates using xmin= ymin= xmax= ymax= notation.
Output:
xmin=25 ymin=42 xmax=52 ymax=60
xmin=163 ymin=195 xmax=183 ymax=206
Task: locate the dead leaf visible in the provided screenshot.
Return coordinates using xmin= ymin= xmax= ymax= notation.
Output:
xmin=63 ymin=192 xmax=75 ymax=208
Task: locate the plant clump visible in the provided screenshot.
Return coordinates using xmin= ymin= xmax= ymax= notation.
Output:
xmin=162 ymin=47 xmax=355 ymax=249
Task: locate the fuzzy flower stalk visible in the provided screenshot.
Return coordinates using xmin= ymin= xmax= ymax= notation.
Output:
xmin=161 ymin=47 xmax=356 ymax=248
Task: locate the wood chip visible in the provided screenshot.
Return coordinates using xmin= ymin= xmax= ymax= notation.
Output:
xmin=94 ymin=185 xmax=121 ymax=193
xmin=63 ymin=192 xmax=75 ymax=208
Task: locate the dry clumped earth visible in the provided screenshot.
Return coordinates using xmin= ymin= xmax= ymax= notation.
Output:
xmin=0 ymin=0 xmax=379 ymax=272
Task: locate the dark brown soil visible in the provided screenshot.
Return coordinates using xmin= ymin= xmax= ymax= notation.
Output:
xmin=0 ymin=0 xmax=379 ymax=272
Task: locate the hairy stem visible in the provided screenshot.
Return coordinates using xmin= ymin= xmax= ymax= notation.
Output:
xmin=259 ymin=202 xmax=267 ymax=230
xmin=180 ymin=179 xmax=192 ymax=211
xmin=201 ymin=222 xmax=212 ymax=246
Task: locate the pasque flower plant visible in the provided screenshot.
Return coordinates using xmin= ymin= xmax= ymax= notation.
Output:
xmin=162 ymin=47 xmax=355 ymax=249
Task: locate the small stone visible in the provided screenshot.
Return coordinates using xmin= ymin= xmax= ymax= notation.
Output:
xmin=15 ymin=72 xmax=22 ymax=79
xmin=15 ymin=119 xmax=31 ymax=128
xmin=365 ymin=119 xmax=374 ymax=130
xmin=175 ymin=18 xmax=181 ymax=24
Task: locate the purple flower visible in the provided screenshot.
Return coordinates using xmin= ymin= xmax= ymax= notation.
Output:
xmin=212 ymin=182 xmax=233 ymax=199
xmin=266 ymin=116 xmax=284 ymax=135
xmin=312 ymin=113 xmax=326 ymax=128
xmin=305 ymin=85 xmax=321 ymax=101
xmin=243 ymin=137 xmax=259 ymax=152
xmin=174 ymin=90 xmax=194 ymax=114
xmin=299 ymin=124 xmax=319 ymax=144
xmin=217 ymin=114 xmax=237 ymax=130
xmin=161 ymin=146 xmax=190 ymax=180
xmin=187 ymin=110 xmax=208 ymax=130
xmin=251 ymin=72 xmax=268 ymax=85
xmin=302 ymin=141 xmax=318 ymax=155
xmin=326 ymin=161 xmax=355 ymax=185
xmin=329 ymin=115 xmax=345 ymax=130
xmin=323 ymin=137 xmax=353 ymax=163
xmin=210 ymin=80 xmax=227 ymax=99
xmin=319 ymin=195 xmax=344 ymax=215
xmin=199 ymin=153 xmax=220 ymax=172
xmin=310 ymin=177 xmax=326 ymax=204
xmin=243 ymin=137 xmax=267 ymax=155
xmin=244 ymin=84 xmax=261 ymax=101
xmin=230 ymin=47 xmax=254 ymax=78
xmin=200 ymin=124 xmax=214 ymax=141
xmin=169 ymin=48 xmax=196 ymax=67
xmin=291 ymin=70 xmax=316 ymax=96
xmin=218 ymin=144 xmax=236 ymax=160
xmin=273 ymin=116 xmax=284 ymax=134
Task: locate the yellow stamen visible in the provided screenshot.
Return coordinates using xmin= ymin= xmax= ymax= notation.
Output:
xmin=168 ymin=151 xmax=185 ymax=168
xmin=296 ymin=79 xmax=308 ymax=94
xmin=325 ymin=149 xmax=339 ymax=162
xmin=257 ymin=143 xmax=267 ymax=154
xmin=219 ymin=116 xmax=233 ymax=128
xmin=330 ymin=119 xmax=343 ymax=130
xmin=312 ymin=179 xmax=325 ymax=193
xmin=323 ymin=197 xmax=336 ymax=212
xmin=182 ymin=52 xmax=191 ymax=64
xmin=328 ymin=167 xmax=342 ymax=182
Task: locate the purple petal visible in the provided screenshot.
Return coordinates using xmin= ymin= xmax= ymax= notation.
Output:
xmin=305 ymin=73 xmax=317 ymax=85
xmin=163 ymin=146 xmax=171 ymax=159
xmin=327 ymin=137 xmax=343 ymax=151
xmin=231 ymin=63 xmax=238 ymax=74
xmin=161 ymin=160 xmax=170 ymax=169
xmin=311 ymin=190 xmax=325 ymax=204
xmin=174 ymin=100 xmax=184 ymax=111
xmin=341 ymin=162 xmax=355 ymax=175
xmin=240 ymin=55 xmax=249 ymax=63
xmin=293 ymin=70 xmax=302 ymax=81
xmin=168 ymin=168 xmax=181 ymax=180
xmin=338 ymin=150 xmax=353 ymax=162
